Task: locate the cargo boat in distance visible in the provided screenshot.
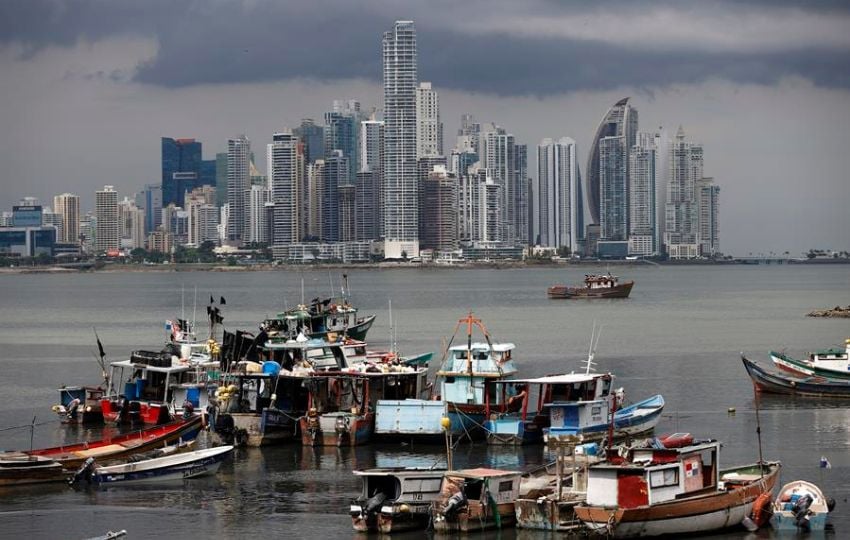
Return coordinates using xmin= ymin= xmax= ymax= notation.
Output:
xmin=548 ymin=273 xmax=634 ymax=299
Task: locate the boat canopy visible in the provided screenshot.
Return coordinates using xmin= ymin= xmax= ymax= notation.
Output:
xmin=489 ymin=373 xmax=608 ymax=385
xmin=446 ymin=468 xmax=521 ymax=479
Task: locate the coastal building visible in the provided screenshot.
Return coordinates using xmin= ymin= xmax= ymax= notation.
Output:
xmin=293 ymin=118 xmax=325 ymax=165
xmin=215 ymin=152 xmax=228 ymax=207
xmin=628 ymin=133 xmax=659 ymax=256
xmin=355 ymin=170 xmax=381 ymax=241
xmin=247 ymin=185 xmax=271 ymax=245
xmin=79 ymin=213 xmax=96 ymax=253
xmin=586 ymin=98 xmax=638 ymax=246
xmin=697 ymin=177 xmax=720 ymax=257
xmin=306 ymin=160 xmax=324 ymax=240
xmin=338 ymin=184 xmax=356 ymax=243
xmin=41 ymin=207 xmax=63 ymax=242
xmin=147 ymin=227 xmax=173 ymax=254
xmin=161 ymin=137 xmax=202 ymax=208
xmin=535 ymin=137 xmax=581 ymax=254
xmin=382 ymin=20 xmax=420 ymax=259
xmin=419 ymin=165 xmax=458 ymax=253
xmin=95 ymin=185 xmax=119 ymax=253
xmin=599 ymin=135 xmax=628 ymax=242
xmin=186 ymin=186 xmax=219 ymax=246
xmin=12 ymin=202 xmax=42 ymax=227
xmin=118 ymin=197 xmax=145 ymax=250
xmin=479 ymin=123 xmax=528 ymax=245
xmin=226 ymin=135 xmax=251 ymax=243
xmin=322 ymin=150 xmax=349 ymax=242
xmin=324 ymin=100 xmax=361 ymax=184
xmin=53 ymin=193 xmax=80 ymax=244
xmin=416 ymin=82 xmax=443 ymax=158
xmin=138 ymin=184 xmax=162 ymax=234
xmin=665 ymin=126 xmax=703 ymax=258
xmin=0 ymin=226 xmax=56 ymax=257
xmin=267 ymin=131 xmax=303 ymax=246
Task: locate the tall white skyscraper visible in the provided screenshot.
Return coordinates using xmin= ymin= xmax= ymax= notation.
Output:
xmin=95 ymin=185 xmax=118 ymax=253
xmin=665 ymin=126 xmax=703 ymax=258
xmin=479 ymin=124 xmax=527 ymax=245
xmin=360 ymin=119 xmax=384 ymax=173
xmin=697 ymin=177 xmax=720 ymax=257
xmin=267 ymin=131 xmax=302 ymax=245
xmin=53 ymin=193 xmax=80 ymax=244
xmin=416 ymin=82 xmax=442 ymax=159
xmin=247 ymin=185 xmax=271 ymax=244
xmin=536 ymin=137 xmax=580 ymax=253
xmin=382 ymin=20 xmax=419 ymax=259
xmin=226 ymin=135 xmax=251 ymax=243
xmin=118 ymin=197 xmax=146 ymax=250
xmin=628 ymin=133 xmax=659 ymax=256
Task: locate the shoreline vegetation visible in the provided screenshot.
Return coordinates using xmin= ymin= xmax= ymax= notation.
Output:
xmin=1 ymin=257 xmax=849 ymax=275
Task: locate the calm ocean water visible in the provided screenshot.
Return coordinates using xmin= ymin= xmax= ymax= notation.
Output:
xmin=1 ymin=264 xmax=849 ymax=539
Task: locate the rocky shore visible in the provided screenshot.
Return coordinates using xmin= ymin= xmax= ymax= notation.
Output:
xmin=808 ymin=305 xmax=850 ymax=318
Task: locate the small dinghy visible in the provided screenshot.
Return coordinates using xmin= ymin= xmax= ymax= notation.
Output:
xmin=771 ymin=480 xmax=835 ymax=531
xmin=70 ymin=445 xmax=233 ymax=485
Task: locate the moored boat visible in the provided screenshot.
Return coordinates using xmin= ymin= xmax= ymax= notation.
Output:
xmin=350 ymin=467 xmax=446 ymax=533
xmin=742 ymin=354 xmax=850 ymax=398
xmin=2 ymin=415 xmax=203 ymax=469
xmin=548 ymin=273 xmax=634 ymax=299
xmin=431 ymin=468 xmax=522 ymax=532
xmin=545 ymin=394 xmax=666 ymax=443
xmin=770 ymin=338 xmax=850 ymax=380
xmin=573 ymin=438 xmax=781 ymax=538
xmin=71 ymin=445 xmax=233 ymax=484
xmin=0 ymin=455 xmax=68 ymax=486
xmin=770 ymin=480 xmax=835 ymax=531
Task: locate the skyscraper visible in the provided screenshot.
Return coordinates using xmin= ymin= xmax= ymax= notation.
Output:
xmin=322 ymin=150 xmax=349 ymax=242
xmin=419 ymin=165 xmax=458 ymax=252
xmin=247 ymin=185 xmax=271 ymax=244
xmin=599 ymin=135 xmax=628 ymax=241
xmin=382 ymin=20 xmax=419 ymax=259
xmin=215 ymin=152 xmax=228 ymax=207
xmin=95 ymin=185 xmax=118 ymax=253
xmin=628 ymin=133 xmax=659 ymax=256
xmin=324 ymin=100 xmax=361 ymax=184
xmin=267 ymin=131 xmax=302 ymax=246
xmin=697 ymin=177 xmax=720 ymax=257
xmin=536 ymin=137 xmax=581 ymax=253
xmin=118 ymin=197 xmax=145 ymax=250
xmin=140 ymin=184 xmax=162 ymax=234
xmin=586 ymin=98 xmax=639 ymax=231
xmin=161 ymin=137 xmax=203 ymax=207
xmin=416 ymin=82 xmax=442 ymax=159
xmin=226 ymin=135 xmax=251 ymax=243
xmin=53 ymin=193 xmax=80 ymax=244
xmin=294 ymin=119 xmax=326 ymax=165
xmin=479 ymin=124 xmax=527 ymax=245
xmin=665 ymin=126 xmax=703 ymax=258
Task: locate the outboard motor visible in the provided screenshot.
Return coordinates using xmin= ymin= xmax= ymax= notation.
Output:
xmin=65 ymin=398 xmax=81 ymax=421
xmin=363 ymin=492 xmax=387 ymax=517
xmin=442 ymin=491 xmax=468 ymax=519
xmin=792 ymin=494 xmax=814 ymax=529
xmin=826 ymin=496 xmax=837 ymax=512
xmin=69 ymin=457 xmax=96 ymax=486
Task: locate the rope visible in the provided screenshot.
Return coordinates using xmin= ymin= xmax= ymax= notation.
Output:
xmin=0 ymin=419 xmax=60 ymax=432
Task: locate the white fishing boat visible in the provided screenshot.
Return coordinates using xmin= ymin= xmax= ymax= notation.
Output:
xmin=71 ymin=445 xmax=233 ymax=484
xmin=770 ymin=480 xmax=835 ymax=531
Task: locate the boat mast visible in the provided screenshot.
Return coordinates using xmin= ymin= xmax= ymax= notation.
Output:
xmin=753 ymin=382 xmax=765 ymax=476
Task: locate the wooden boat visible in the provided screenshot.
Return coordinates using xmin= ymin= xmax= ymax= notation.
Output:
xmin=0 ymin=455 xmax=68 ymax=486
xmin=263 ymin=287 xmax=376 ymax=342
xmin=350 ymin=467 xmax=446 ymax=533
xmin=545 ymin=394 xmax=666 ymax=443
xmin=72 ymin=445 xmax=233 ymax=484
xmin=742 ymin=354 xmax=850 ymax=397
xmin=548 ymin=273 xmax=634 ymax=299
xmin=770 ymin=480 xmax=835 ymax=531
xmin=431 ymin=468 xmax=523 ymax=532
xmin=573 ymin=439 xmax=781 ymax=538
xmin=1 ymin=415 xmax=203 ymax=469
xmin=484 ymin=372 xmax=617 ymax=445
xmin=375 ymin=312 xmax=518 ymax=440
xmin=770 ymin=338 xmax=850 ymax=380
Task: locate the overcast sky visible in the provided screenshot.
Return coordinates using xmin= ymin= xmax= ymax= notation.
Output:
xmin=1 ymin=0 xmax=849 ymax=255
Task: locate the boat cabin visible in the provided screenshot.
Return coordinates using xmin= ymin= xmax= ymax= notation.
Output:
xmin=807 ymin=341 xmax=850 ymax=372
xmin=584 ymin=273 xmax=620 ymax=289
xmin=263 ymin=338 xmax=356 ymax=372
xmin=437 ymin=342 xmax=518 ymax=405
xmin=354 ymin=467 xmax=445 ymax=507
xmin=585 ymin=439 xmax=720 ymax=509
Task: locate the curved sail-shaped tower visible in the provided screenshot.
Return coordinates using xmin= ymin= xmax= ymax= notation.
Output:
xmin=585 ymin=98 xmax=638 ymax=226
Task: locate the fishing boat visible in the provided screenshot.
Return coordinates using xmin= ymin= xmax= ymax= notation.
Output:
xmin=770 ymin=480 xmax=835 ymax=531
xmin=545 ymin=394 xmax=666 ymax=443
xmin=375 ymin=312 xmax=518 ymax=440
xmin=0 ymin=455 xmax=68 ymax=486
xmin=431 ymin=468 xmax=523 ymax=532
xmin=573 ymin=438 xmax=781 ymax=538
xmin=770 ymin=338 xmax=850 ymax=380
xmin=1 ymin=416 xmax=203 ymax=469
xmin=742 ymin=355 xmax=850 ymax=397
xmin=70 ymin=445 xmax=233 ymax=484
xmin=548 ymin=273 xmax=634 ymax=299
xmin=350 ymin=467 xmax=446 ymax=533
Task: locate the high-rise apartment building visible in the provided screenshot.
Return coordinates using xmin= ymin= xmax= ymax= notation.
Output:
xmin=536 ymin=137 xmax=581 ymax=253
xmin=586 ymin=98 xmax=638 ymax=236
xmin=479 ymin=124 xmax=527 ymax=245
xmin=382 ymin=20 xmax=419 ymax=259
xmin=697 ymin=177 xmax=720 ymax=257
xmin=139 ymin=184 xmax=162 ymax=235
xmin=322 ymin=151 xmax=349 ymax=242
xmin=628 ymin=133 xmax=659 ymax=256
xmin=294 ymin=118 xmax=325 ymax=165
xmin=267 ymin=131 xmax=302 ymax=246
xmin=186 ymin=186 xmax=218 ymax=246
xmin=599 ymin=135 xmax=628 ymax=242
xmin=118 ymin=197 xmax=145 ymax=250
xmin=419 ymin=165 xmax=457 ymax=252
xmin=95 ymin=185 xmax=119 ymax=253
xmin=324 ymin=100 xmax=361 ymax=184
xmin=416 ymin=82 xmax=442 ymax=158
xmin=338 ymin=184 xmax=356 ymax=243
xmin=247 ymin=185 xmax=271 ymax=244
xmin=226 ymin=135 xmax=251 ymax=243
xmin=215 ymin=152 xmax=228 ymax=207
xmin=355 ymin=170 xmax=381 ymax=241
xmin=360 ymin=119 xmax=384 ymax=173
xmin=53 ymin=193 xmax=80 ymax=244
xmin=665 ymin=126 xmax=703 ymax=258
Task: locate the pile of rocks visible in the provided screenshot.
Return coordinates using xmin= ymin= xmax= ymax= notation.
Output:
xmin=808 ymin=305 xmax=850 ymax=318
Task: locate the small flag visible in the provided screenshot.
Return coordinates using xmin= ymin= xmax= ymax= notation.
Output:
xmin=820 ymin=456 xmax=832 ymax=469
xmin=96 ymin=336 xmax=106 ymax=359
xmin=220 ymin=296 xmax=226 ymax=305
xmin=210 ymin=295 xmax=215 ymax=304
xmin=165 ymin=320 xmax=173 ymax=331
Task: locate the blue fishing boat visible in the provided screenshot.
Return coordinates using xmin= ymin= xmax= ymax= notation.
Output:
xmin=484 ymin=372 xmax=617 ymax=445
xmin=544 ymin=394 xmax=665 ymax=443
xmin=375 ymin=312 xmax=518 ymax=440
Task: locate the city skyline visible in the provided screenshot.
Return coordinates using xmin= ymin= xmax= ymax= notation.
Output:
xmin=1 ymin=1 xmax=849 ymax=255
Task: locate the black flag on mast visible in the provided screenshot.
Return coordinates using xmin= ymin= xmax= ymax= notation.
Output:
xmin=210 ymin=295 xmax=215 ymax=304
xmin=220 ymin=296 xmax=226 ymax=305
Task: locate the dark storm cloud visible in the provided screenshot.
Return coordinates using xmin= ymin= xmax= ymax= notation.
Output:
xmin=2 ymin=0 xmax=850 ymax=95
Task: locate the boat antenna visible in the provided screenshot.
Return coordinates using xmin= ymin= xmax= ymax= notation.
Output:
xmin=584 ymin=322 xmax=602 ymax=374
xmin=192 ymin=285 xmax=197 ymax=340
xmin=300 ymin=275 xmax=305 ymax=306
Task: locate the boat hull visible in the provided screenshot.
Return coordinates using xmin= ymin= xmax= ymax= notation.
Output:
xmin=515 ymin=497 xmax=585 ymax=531
xmin=432 ymin=502 xmax=517 ymax=532
xmin=485 ymin=419 xmax=544 ymax=445
xmin=300 ymin=412 xmax=373 ymax=446
xmin=546 ymin=395 xmax=665 ymax=443
xmin=311 ymin=314 xmax=376 ymax=341
xmin=574 ymin=462 xmax=781 ymax=538
xmin=742 ymin=355 xmax=850 ymax=397
xmin=225 ymin=410 xmax=297 ymax=447
xmin=93 ymin=446 xmax=233 ymax=484
xmin=0 ymin=459 xmax=68 ymax=486
xmin=548 ymin=281 xmax=634 ymax=299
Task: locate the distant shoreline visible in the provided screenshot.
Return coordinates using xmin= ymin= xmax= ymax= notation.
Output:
xmin=1 ymin=257 xmax=848 ymax=275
